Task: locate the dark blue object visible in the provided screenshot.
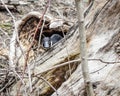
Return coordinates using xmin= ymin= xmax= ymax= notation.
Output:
xmin=50 ymin=34 xmax=62 ymax=46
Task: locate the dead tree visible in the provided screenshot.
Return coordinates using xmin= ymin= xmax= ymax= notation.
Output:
xmin=0 ymin=0 xmax=120 ymax=96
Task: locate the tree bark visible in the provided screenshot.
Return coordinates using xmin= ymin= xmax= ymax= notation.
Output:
xmin=0 ymin=0 xmax=120 ymax=96
xmin=75 ymin=0 xmax=94 ymax=96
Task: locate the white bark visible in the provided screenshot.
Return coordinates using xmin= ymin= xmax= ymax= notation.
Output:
xmin=75 ymin=0 xmax=94 ymax=96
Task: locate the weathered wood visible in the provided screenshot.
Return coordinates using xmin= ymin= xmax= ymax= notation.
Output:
xmin=0 ymin=0 xmax=120 ymax=95
xmin=9 ymin=0 xmax=120 ymax=95
xmin=52 ymin=0 xmax=120 ymax=96
xmin=7 ymin=11 xmax=80 ymax=95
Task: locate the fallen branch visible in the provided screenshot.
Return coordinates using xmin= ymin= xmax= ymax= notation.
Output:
xmin=40 ymin=76 xmax=59 ymax=96
xmin=34 ymin=58 xmax=120 ymax=76
xmin=17 ymin=0 xmax=51 ymax=95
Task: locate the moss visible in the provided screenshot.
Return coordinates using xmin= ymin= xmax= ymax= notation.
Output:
xmin=0 ymin=23 xmax=12 ymax=29
xmin=0 ymin=23 xmax=12 ymax=35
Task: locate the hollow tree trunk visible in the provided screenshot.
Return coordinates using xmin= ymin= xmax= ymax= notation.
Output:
xmin=0 ymin=0 xmax=120 ymax=96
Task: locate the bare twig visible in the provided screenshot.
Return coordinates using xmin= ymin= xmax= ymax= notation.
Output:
xmin=0 ymin=28 xmax=10 ymax=38
xmin=61 ymin=27 xmax=73 ymax=95
xmin=75 ymin=0 xmax=94 ymax=95
xmin=0 ymin=0 xmax=17 ymax=69
xmin=40 ymin=76 xmax=59 ymax=96
xmin=33 ymin=0 xmax=50 ymax=41
xmin=28 ymin=64 xmax=32 ymax=92
xmin=0 ymin=0 xmax=26 ymax=92
xmin=23 ymin=0 xmax=51 ymax=75
xmin=35 ymin=58 xmax=119 ymax=76
xmin=38 ymin=17 xmax=45 ymax=49
xmin=17 ymin=0 xmax=51 ymax=95
xmin=88 ymin=59 xmax=119 ymax=64
xmin=31 ymin=17 xmax=46 ymax=77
